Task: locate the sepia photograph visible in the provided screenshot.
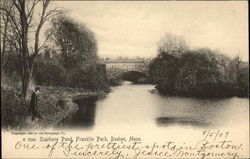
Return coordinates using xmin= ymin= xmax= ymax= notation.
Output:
xmin=1 ymin=0 xmax=249 ymax=158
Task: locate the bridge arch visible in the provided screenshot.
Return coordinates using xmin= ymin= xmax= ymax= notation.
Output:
xmin=105 ymin=62 xmax=149 ymax=83
xmin=106 ymin=62 xmax=148 ymax=77
xmin=120 ymin=71 xmax=148 ymax=83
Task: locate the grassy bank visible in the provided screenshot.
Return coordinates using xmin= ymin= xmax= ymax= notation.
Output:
xmin=1 ymin=86 xmax=107 ymax=130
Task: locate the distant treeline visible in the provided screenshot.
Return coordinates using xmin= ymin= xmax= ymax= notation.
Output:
xmin=149 ymin=33 xmax=249 ymax=98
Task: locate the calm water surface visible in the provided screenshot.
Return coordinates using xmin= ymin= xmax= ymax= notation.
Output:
xmin=60 ymin=81 xmax=249 ymax=131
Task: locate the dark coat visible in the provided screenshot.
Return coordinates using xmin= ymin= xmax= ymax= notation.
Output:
xmin=29 ymin=92 xmax=38 ymax=113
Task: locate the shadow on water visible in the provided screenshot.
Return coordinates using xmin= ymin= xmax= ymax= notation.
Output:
xmin=58 ymin=96 xmax=98 ymax=129
xmin=156 ymin=117 xmax=211 ymax=127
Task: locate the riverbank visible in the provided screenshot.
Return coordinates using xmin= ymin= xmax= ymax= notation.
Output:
xmin=155 ymin=83 xmax=249 ymax=98
xmin=1 ymin=86 xmax=108 ymax=130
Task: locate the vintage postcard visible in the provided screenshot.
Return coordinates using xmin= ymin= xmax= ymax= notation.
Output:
xmin=1 ymin=1 xmax=249 ymax=159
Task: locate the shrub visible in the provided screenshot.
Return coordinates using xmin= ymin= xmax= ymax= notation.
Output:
xmin=33 ymin=59 xmax=66 ymax=86
xmin=66 ymin=63 xmax=109 ymax=91
xmin=1 ymin=89 xmax=29 ymax=129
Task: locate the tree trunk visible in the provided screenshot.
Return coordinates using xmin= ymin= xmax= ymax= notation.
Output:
xmin=20 ymin=56 xmax=32 ymax=99
xmin=21 ymin=71 xmax=32 ymax=100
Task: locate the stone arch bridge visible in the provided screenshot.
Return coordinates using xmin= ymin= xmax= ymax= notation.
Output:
xmin=105 ymin=62 xmax=149 ymax=79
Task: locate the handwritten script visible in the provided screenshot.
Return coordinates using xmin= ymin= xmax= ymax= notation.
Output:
xmin=13 ymin=130 xmax=244 ymax=159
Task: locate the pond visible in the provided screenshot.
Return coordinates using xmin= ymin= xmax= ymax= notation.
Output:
xmin=59 ymin=81 xmax=249 ymax=132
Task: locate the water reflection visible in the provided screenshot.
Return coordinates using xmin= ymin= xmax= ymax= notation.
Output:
xmin=58 ymin=82 xmax=248 ymax=131
xmin=156 ymin=117 xmax=210 ymax=127
xmin=59 ymin=96 xmax=98 ymax=129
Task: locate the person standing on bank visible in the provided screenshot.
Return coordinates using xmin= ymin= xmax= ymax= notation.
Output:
xmin=29 ymin=87 xmax=42 ymax=121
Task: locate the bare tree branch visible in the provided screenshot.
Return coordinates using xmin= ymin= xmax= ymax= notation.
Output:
xmin=1 ymin=0 xmax=63 ymax=98
xmin=12 ymin=0 xmax=22 ymax=14
xmin=26 ymin=0 xmax=39 ymax=26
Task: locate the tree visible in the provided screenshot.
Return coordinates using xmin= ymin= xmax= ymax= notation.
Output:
xmin=0 ymin=1 xmax=16 ymax=70
xmin=177 ymin=49 xmax=220 ymax=88
xmin=0 ymin=0 xmax=63 ymax=99
xmin=157 ymin=33 xmax=188 ymax=58
xmin=149 ymin=33 xmax=188 ymax=86
xmin=48 ymin=15 xmax=98 ymax=69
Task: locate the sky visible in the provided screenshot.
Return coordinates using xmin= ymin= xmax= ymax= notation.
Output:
xmin=52 ymin=1 xmax=248 ymax=61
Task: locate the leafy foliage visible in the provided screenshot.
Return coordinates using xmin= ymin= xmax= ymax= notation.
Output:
xmin=48 ymin=15 xmax=98 ymax=69
xmin=33 ymin=56 xmax=66 ymax=86
xmin=149 ymin=33 xmax=249 ymax=97
xmin=1 ymin=86 xmax=78 ymax=130
xmin=157 ymin=33 xmax=188 ymax=57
